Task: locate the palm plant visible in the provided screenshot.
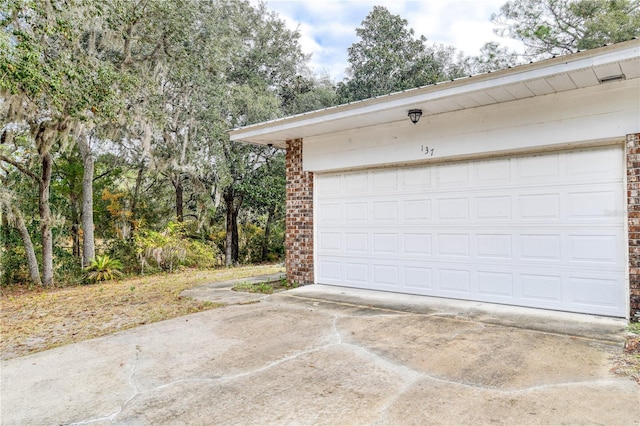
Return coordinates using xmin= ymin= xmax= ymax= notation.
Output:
xmin=84 ymin=255 xmax=124 ymax=283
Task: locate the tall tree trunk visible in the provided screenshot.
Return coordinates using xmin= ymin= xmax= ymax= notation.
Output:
xmin=130 ymin=163 xmax=145 ymax=229
xmin=12 ymin=206 xmax=42 ymax=286
xmin=39 ymin=152 xmax=53 ymax=286
xmin=78 ymin=135 xmax=95 ymax=266
xmin=261 ymin=206 xmax=275 ymax=262
xmin=232 ymin=203 xmax=239 ymax=262
xmin=174 ymin=174 xmax=184 ymax=223
xmin=224 ymin=188 xmax=234 ymax=266
xmin=71 ymin=223 xmax=80 ymax=259
xmin=69 ymin=184 xmax=81 ymax=260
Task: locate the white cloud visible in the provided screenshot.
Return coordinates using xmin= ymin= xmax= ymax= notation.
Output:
xmin=259 ymin=0 xmax=525 ymax=80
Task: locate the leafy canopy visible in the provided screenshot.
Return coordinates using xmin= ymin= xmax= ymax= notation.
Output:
xmin=493 ymin=0 xmax=640 ymax=57
xmin=337 ymin=6 xmax=451 ymax=102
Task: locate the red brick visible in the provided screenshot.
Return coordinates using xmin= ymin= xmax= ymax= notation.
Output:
xmin=627 ymin=133 xmax=640 ymax=320
xmin=285 ymin=138 xmax=314 ymax=285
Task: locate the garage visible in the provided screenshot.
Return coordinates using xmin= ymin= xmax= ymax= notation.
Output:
xmin=315 ymin=146 xmax=626 ymax=316
xmin=230 ymin=39 xmax=640 ymax=319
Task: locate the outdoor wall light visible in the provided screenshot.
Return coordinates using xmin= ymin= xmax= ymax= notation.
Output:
xmin=408 ymin=109 xmax=422 ymax=124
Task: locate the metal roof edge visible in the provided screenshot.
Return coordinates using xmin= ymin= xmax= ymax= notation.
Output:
xmin=229 ymin=38 xmax=640 ymax=142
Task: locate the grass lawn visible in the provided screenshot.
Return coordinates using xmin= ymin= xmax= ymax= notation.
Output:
xmin=0 ymin=264 xmax=284 ymax=360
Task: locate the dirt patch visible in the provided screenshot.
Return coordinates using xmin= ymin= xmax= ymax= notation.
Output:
xmin=610 ymin=332 xmax=640 ymax=384
xmin=1 ymin=264 xmax=284 ymax=360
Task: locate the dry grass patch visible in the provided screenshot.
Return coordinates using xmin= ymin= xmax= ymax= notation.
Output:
xmin=610 ymin=323 xmax=640 ymax=384
xmin=0 ymin=264 xmax=284 ymax=360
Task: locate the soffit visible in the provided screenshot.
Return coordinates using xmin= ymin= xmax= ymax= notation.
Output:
xmin=229 ymin=39 xmax=640 ymax=149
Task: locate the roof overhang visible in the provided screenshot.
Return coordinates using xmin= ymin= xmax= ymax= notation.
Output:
xmin=229 ymin=39 xmax=640 ymax=149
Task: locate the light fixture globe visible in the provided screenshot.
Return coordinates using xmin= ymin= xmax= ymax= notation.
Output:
xmin=408 ymin=109 xmax=422 ymax=124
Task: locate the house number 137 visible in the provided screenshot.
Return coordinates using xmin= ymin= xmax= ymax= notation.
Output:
xmin=421 ymin=145 xmax=435 ymax=156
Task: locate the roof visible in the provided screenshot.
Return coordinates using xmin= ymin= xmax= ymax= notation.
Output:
xmin=229 ymin=39 xmax=640 ymax=149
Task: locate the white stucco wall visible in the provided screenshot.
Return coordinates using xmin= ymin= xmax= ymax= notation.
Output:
xmin=303 ymin=78 xmax=640 ymax=173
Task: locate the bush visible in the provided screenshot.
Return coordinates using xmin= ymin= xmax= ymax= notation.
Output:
xmin=1 ymin=226 xmax=33 ymax=286
xmin=134 ymin=222 xmax=221 ymax=273
xmin=84 ymin=255 xmax=124 ymax=283
xmin=105 ymin=238 xmax=139 ymax=274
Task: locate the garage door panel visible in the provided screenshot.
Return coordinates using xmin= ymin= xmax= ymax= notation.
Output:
xmin=404 ymin=233 xmax=432 ymax=255
xmin=567 ymin=148 xmax=622 ymax=178
xmin=520 ymin=274 xmax=563 ymax=302
xmin=372 ymin=201 xmax=398 ymax=221
xmin=403 ymin=199 xmax=432 ymax=220
xmin=436 ymin=234 xmax=470 ymax=257
xmin=520 ymin=234 xmax=562 ymax=261
xmin=518 ymin=194 xmax=561 ymax=220
xmin=402 ymin=167 xmax=431 ymax=189
xmin=372 ymin=233 xmax=399 ymax=254
xmin=516 ymin=154 xmax=560 ymax=181
xmin=344 ymin=172 xmax=368 ymax=192
xmin=476 ymin=196 xmax=512 ymax=220
xmin=474 ymin=158 xmax=511 ymax=184
xmin=477 ymin=271 xmax=515 ymax=298
xmin=315 ymin=146 xmax=626 ymax=316
xmin=344 ymin=232 xmax=368 ymax=252
xmin=568 ymin=233 xmax=621 ymax=264
xmin=568 ymin=276 xmax=623 ymax=309
xmin=318 ymin=259 xmax=342 ymax=282
xmin=436 ymin=163 xmax=470 ymax=187
xmin=345 ymin=262 xmax=368 ymax=284
xmin=437 ymin=269 xmax=472 ymax=294
xmin=437 ymin=198 xmax=469 ymax=220
xmin=404 ymin=265 xmax=434 ymax=290
xmin=477 ymin=234 xmax=513 ymax=259
xmin=568 ymin=191 xmax=617 ymax=219
xmin=372 ymin=264 xmax=400 ymax=288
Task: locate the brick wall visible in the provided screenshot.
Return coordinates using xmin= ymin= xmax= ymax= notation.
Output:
xmin=285 ymin=139 xmax=314 ymax=285
xmin=627 ymin=133 xmax=640 ymax=321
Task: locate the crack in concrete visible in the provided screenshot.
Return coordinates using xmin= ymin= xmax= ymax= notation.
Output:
xmin=68 ymin=345 xmax=141 ymax=425
xmin=65 ymin=306 xmax=630 ymax=425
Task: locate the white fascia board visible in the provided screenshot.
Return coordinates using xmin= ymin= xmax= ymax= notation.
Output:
xmin=229 ymin=41 xmax=640 ymax=144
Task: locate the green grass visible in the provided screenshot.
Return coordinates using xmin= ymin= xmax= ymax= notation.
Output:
xmin=232 ymin=281 xmax=275 ymax=294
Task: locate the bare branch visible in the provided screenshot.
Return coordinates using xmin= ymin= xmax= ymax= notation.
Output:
xmin=0 ymin=155 xmax=42 ymax=183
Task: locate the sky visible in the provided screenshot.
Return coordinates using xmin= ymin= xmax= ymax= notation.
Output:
xmin=256 ymin=0 xmax=525 ymax=80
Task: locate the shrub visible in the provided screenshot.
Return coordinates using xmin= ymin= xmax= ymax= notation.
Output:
xmin=134 ymin=222 xmax=221 ymax=273
xmin=84 ymin=255 xmax=124 ymax=283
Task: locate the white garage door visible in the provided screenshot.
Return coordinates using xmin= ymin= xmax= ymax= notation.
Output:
xmin=315 ymin=146 xmax=627 ymax=317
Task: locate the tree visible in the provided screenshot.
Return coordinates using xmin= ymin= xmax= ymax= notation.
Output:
xmin=242 ymin=152 xmax=285 ymax=261
xmin=206 ymin=0 xmax=307 ymax=265
xmin=279 ymin=73 xmax=338 ymax=115
xmin=0 ymin=188 xmax=41 ymax=285
xmin=492 ymin=0 xmax=640 ymax=57
xmin=337 ymin=6 xmax=450 ymax=102
xmin=1 ymin=0 xmax=122 ymax=283
xmin=462 ymin=41 xmax=520 ymax=74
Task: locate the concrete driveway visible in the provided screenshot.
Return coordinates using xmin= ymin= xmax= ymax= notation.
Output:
xmin=2 ymin=281 xmax=638 ymax=425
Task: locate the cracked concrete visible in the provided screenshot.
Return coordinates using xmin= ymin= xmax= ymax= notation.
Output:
xmin=1 ymin=283 xmax=638 ymax=425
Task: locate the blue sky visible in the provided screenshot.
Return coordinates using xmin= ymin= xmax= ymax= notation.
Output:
xmin=256 ymin=0 xmax=525 ymax=80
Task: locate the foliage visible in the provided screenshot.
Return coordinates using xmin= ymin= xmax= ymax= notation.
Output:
xmin=493 ymin=0 xmax=640 ymax=58
xmin=1 ymin=0 xmax=306 ymax=285
xmin=462 ymin=41 xmax=520 ymax=74
xmin=134 ymin=222 xmax=221 ymax=274
xmin=83 ymin=255 xmax=124 ymax=283
xmin=0 ymin=226 xmax=30 ymax=285
xmin=337 ymin=6 xmax=455 ymax=102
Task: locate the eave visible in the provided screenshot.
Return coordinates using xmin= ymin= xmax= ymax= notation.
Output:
xmin=229 ymin=39 xmax=640 ymax=149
